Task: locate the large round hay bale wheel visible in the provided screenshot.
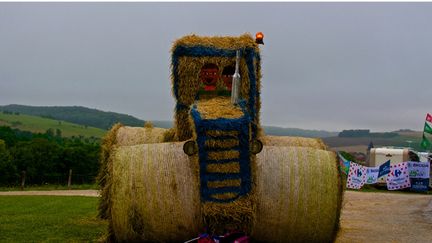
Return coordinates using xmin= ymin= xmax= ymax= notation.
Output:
xmin=253 ymin=145 xmax=342 ymax=242
xmin=98 ymin=126 xmax=342 ymax=242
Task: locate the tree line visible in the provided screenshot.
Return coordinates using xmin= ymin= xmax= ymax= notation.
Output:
xmin=0 ymin=126 xmax=100 ymax=186
xmin=339 ymin=129 xmax=398 ymax=138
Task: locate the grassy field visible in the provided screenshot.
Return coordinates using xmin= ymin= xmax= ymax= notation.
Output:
xmin=0 ymin=196 xmax=106 ymax=242
xmin=0 ymin=113 xmax=106 ymax=138
xmin=0 ymin=184 xmax=98 ymax=192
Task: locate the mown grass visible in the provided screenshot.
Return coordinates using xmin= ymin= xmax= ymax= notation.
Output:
xmin=0 ymin=184 xmax=98 ymax=192
xmin=0 ymin=196 xmax=107 ymax=242
xmin=0 ymin=113 xmax=106 ymax=138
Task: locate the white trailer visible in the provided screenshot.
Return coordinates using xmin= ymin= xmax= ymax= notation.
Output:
xmin=369 ymin=147 xmax=411 ymax=184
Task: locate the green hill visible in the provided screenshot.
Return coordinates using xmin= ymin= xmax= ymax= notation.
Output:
xmin=323 ymin=130 xmax=424 ymax=151
xmin=0 ymin=105 xmax=145 ymax=130
xmin=150 ymin=121 xmax=338 ymax=138
xmin=0 ymin=105 xmax=340 ymax=138
xmin=0 ymin=112 xmax=106 ymax=138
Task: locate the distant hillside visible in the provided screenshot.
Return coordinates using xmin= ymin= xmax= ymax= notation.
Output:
xmin=323 ymin=130 xmax=424 ymax=152
xmin=263 ymin=126 xmax=338 ymax=138
xmin=151 ymin=120 xmax=174 ymax=129
xmin=0 ymin=104 xmax=145 ymax=130
xmin=0 ymin=112 xmax=106 ymax=138
xmin=149 ymin=122 xmax=338 ymax=138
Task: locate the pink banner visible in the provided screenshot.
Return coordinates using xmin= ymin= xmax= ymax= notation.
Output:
xmin=386 ymin=162 xmax=411 ymax=190
xmin=346 ymin=162 xmax=367 ymax=189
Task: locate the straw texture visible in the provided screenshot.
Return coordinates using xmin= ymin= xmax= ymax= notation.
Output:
xmin=171 ymin=34 xmax=262 ymax=141
xmin=196 ymin=97 xmax=244 ymax=119
xmin=97 ymin=123 xmax=123 ymax=220
xmin=101 ymin=133 xmax=342 ymax=242
xmin=262 ymin=135 xmax=327 ymax=150
xmin=115 ymin=126 xmax=167 ymax=146
xmin=99 ymin=33 xmax=343 ymax=241
xmin=110 ymin=143 xmax=201 ymax=242
xmin=253 ymin=146 xmax=343 ymax=242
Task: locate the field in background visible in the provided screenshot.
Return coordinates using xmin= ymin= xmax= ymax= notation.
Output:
xmin=323 ymin=130 xmax=424 ymax=152
xmin=0 ymin=113 xmax=106 ymax=138
xmin=0 ymin=196 xmax=106 ymax=242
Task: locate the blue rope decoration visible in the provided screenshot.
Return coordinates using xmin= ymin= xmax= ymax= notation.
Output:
xmin=171 ymin=45 xmax=259 ymax=135
xmin=171 ymin=43 xmax=261 ymax=203
xmin=191 ymin=105 xmax=252 ymax=203
xmin=245 ymin=49 xmax=259 ymax=138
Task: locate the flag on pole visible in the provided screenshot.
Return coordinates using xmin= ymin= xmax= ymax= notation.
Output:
xmin=337 ymin=152 xmax=350 ymax=175
xmin=421 ymin=134 xmax=431 ymax=150
xmin=367 ymin=141 xmax=374 ymax=152
xmin=426 ymin=113 xmax=432 ymax=123
xmin=424 ymin=122 xmax=432 ymax=135
xmin=346 ymin=162 xmax=367 ymax=189
xmin=386 ymin=162 xmax=411 ymax=190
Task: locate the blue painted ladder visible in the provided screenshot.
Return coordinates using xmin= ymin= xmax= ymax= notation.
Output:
xmin=191 ymin=107 xmax=252 ymax=203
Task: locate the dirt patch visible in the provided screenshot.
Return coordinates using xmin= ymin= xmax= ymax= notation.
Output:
xmin=336 ymin=191 xmax=432 ymax=242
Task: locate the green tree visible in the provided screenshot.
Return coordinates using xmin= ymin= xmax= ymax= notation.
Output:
xmin=0 ymin=139 xmax=18 ymax=185
xmin=11 ymin=139 xmax=61 ymax=184
xmin=45 ymin=128 xmax=54 ymax=138
xmin=56 ymin=129 xmax=62 ymax=138
xmin=339 ymin=151 xmax=357 ymax=163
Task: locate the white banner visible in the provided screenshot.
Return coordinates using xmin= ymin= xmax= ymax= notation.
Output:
xmin=387 ymin=162 xmax=411 ymax=190
xmin=346 ymin=162 xmax=367 ymax=189
xmin=408 ymin=161 xmax=430 ymax=179
xmin=365 ymin=166 xmax=380 ymax=184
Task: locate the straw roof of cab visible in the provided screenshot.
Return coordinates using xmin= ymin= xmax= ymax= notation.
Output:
xmin=172 ymin=33 xmax=260 ymax=51
xmin=171 ymin=34 xmax=262 ymax=141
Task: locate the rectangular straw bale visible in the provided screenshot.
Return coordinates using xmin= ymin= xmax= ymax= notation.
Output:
xmin=206 ymin=130 xmax=239 ymax=138
xmin=196 ymin=97 xmax=244 ymax=119
xmin=207 ymin=162 xmax=240 ymax=173
xmin=207 ymin=150 xmax=240 ymax=160
xmin=207 ymin=179 xmax=241 ymax=188
xmin=202 ymin=194 xmax=256 ymax=235
xmin=205 ymin=139 xmax=239 ymax=149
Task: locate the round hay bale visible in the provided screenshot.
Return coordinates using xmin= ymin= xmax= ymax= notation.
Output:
xmin=261 ymin=135 xmax=327 ymax=150
xmin=109 ymin=142 xmax=201 ymax=242
xmin=252 ymin=145 xmax=342 ymax=242
xmin=101 ymin=129 xmax=342 ymax=241
xmin=115 ymin=126 xmax=167 ymax=146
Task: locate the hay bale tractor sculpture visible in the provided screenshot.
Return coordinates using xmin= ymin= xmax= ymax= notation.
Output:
xmin=98 ymin=33 xmax=343 ymax=242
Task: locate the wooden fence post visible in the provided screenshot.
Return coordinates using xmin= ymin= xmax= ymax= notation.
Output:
xmin=20 ymin=171 xmax=26 ymax=191
xmin=68 ymin=169 xmax=72 ymax=190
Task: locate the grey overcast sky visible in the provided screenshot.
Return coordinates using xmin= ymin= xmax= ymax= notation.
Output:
xmin=0 ymin=3 xmax=431 ymax=132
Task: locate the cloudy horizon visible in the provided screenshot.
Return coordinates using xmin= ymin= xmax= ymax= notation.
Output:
xmin=1 ymin=3 xmax=431 ymax=132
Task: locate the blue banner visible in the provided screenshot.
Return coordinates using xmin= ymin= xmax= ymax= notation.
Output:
xmin=378 ymin=160 xmax=391 ymax=178
xmin=410 ymin=178 xmax=430 ymax=192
